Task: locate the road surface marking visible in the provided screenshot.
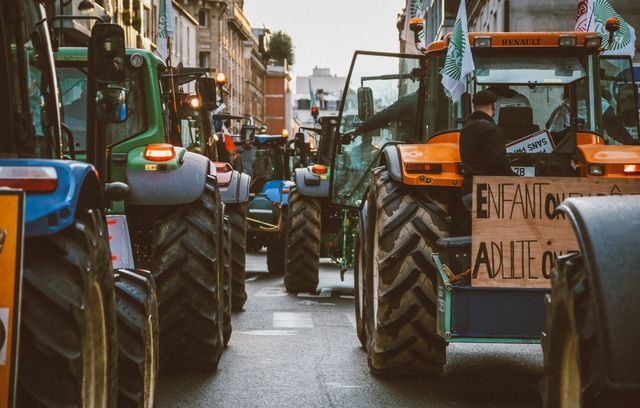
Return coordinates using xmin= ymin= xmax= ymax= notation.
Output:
xmin=254 ymin=287 xmax=287 ymax=297
xmin=238 ymin=330 xmax=297 ymax=336
xmin=297 ymin=287 xmax=332 ymax=298
xmin=324 ymin=382 xmax=364 ymax=389
xmin=273 ymin=312 xmax=314 ymax=328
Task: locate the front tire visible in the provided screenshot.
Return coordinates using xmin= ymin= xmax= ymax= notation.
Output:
xmin=114 ymin=269 xmax=159 ymax=408
xmin=365 ymin=168 xmax=449 ymax=375
xmin=541 ymin=254 xmax=640 ymax=407
xmin=150 ymin=177 xmax=225 ymax=371
xmin=18 ymin=209 xmax=118 ymax=407
xmin=283 ymin=189 xmax=321 ymax=293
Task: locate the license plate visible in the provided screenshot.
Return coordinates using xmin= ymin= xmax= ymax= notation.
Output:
xmin=511 ymin=166 xmax=535 ymax=177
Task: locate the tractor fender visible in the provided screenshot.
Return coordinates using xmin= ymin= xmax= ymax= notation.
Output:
xmin=219 ymin=170 xmax=250 ymax=204
xmin=380 ymin=145 xmax=402 ymax=182
xmin=126 ymin=151 xmax=208 ymax=205
xmin=0 ymin=159 xmax=103 ymax=238
xmin=293 ymin=167 xmax=329 ymax=198
xmin=559 ymin=195 xmax=640 ymax=390
xmin=262 ymin=180 xmax=294 ymax=206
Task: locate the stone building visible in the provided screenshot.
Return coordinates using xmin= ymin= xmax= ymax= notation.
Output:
xmin=176 ymin=0 xmax=260 ymax=133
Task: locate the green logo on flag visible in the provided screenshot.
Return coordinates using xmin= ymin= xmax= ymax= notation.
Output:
xmin=443 ymin=19 xmax=466 ymax=81
xmin=593 ymin=0 xmax=632 ymax=51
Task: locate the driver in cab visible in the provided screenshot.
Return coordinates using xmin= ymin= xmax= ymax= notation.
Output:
xmin=460 ymin=90 xmax=518 ymax=211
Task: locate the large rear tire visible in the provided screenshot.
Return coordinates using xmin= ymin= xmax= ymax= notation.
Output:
xmin=283 ymin=189 xmax=321 ymax=293
xmin=151 ymin=177 xmax=225 ymax=371
xmin=365 ymin=167 xmax=449 ymax=375
xmin=114 ymin=269 xmax=159 ymax=408
xmin=18 ymin=209 xmax=118 ymax=407
xmin=227 ymin=203 xmax=248 ymax=311
xmin=542 ymin=253 xmax=640 ymax=407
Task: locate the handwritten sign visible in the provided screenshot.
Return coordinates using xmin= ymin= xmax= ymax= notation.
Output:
xmin=471 ymin=176 xmax=640 ymax=288
xmin=505 ymin=130 xmax=555 ymax=154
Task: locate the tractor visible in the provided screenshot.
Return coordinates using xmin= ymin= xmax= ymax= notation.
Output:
xmin=0 ymin=2 xmax=134 ymax=405
xmin=329 ymin=25 xmax=640 ymax=404
xmin=54 ymin=45 xmax=227 ymax=373
xmin=171 ymin=68 xmax=252 ymax=314
xmin=283 ymin=115 xmax=360 ymax=293
xmin=237 ymin=132 xmax=294 ymax=275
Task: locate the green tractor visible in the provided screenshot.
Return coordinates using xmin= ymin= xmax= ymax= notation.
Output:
xmin=55 ymin=47 xmax=227 ymax=373
xmin=283 ymin=115 xmax=359 ymax=293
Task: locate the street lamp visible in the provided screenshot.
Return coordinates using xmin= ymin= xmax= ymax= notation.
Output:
xmin=215 ymin=72 xmax=226 ymax=104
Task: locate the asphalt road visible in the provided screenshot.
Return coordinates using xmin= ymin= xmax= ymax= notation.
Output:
xmin=157 ymin=252 xmax=543 ymax=408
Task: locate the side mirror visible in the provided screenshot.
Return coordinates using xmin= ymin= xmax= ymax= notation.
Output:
xmin=88 ymin=23 xmax=125 ymax=84
xmin=240 ymin=124 xmax=256 ymax=147
xmin=96 ymin=86 xmax=127 ymax=122
xmin=196 ymin=77 xmax=217 ymax=110
xmin=357 ymin=87 xmax=374 ymax=121
xmin=294 ymin=132 xmax=310 ymax=157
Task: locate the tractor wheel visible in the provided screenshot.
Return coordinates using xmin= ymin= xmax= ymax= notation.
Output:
xmin=227 ymin=203 xmax=248 ymax=311
xmin=222 ymin=217 xmax=233 ymax=346
xmin=283 ymin=189 xmax=321 ymax=293
xmin=267 ymin=239 xmax=285 ymax=275
xmin=541 ymin=253 xmax=640 ymax=407
xmin=365 ymin=167 xmax=449 ymax=375
xmin=18 ymin=209 xmax=118 ymax=407
xmin=114 ymin=269 xmax=159 ymax=408
xmin=354 ymin=228 xmax=367 ymax=349
xmin=151 ymin=177 xmax=225 ymax=371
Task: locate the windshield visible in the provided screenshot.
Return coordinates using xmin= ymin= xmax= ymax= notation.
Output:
xmin=179 ymin=104 xmax=206 ymax=154
xmin=57 ymin=61 xmax=147 ymax=151
xmin=332 ymin=52 xmax=425 ymax=208
xmin=0 ymin=2 xmax=59 ymax=158
xmin=599 ymin=56 xmax=640 ymax=144
xmin=426 ymin=49 xmax=601 ymax=147
xmin=241 ymin=145 xmax=284 ymax=193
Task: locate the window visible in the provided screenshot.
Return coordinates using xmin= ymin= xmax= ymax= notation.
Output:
xmin=199 ymin=52 xmax=210 ymax=68
xmin=198 ymin=9 xmax=208 ymax=27
xmin=144 ymin=6 xmax=151 ymax=39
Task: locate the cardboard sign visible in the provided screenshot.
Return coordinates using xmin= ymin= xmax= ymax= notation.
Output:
xmin=0 ymin=190 xmax=24 ymax=408
xmin=505 ymin=130 xmax=555 ymax=154
xmin=471 ymin=177 xmax=640 ymax=288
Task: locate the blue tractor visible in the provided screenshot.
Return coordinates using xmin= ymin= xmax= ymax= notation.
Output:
xmin=0 ymin=3 xmax=128 ymax=406
xmin=238 ymin=132 xmax=294 ymax=274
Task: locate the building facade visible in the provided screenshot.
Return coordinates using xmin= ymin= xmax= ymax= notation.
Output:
xmin=293 ymin=67 xmax=346 ymax=129
xmin=177 ymin=0 xmax=254 ymax=132
xmin=265 ymin=64 xmax=292 ymax=136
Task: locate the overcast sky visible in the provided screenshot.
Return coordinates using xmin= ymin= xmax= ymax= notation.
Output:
xmin=243 ymin=0 xmax=405 ymax=93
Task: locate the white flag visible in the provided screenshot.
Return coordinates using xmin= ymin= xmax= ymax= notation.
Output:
xmin=575 ymin=0 xmax=636 ymax=57
xmin=157 ymin=0 xmax=176 ymax=60
xmin=441 ymin=0 xmax=474 ymax=101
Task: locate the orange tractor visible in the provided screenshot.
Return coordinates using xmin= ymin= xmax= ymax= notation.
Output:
xmin=330 ymin=28 xmax=640 ymax=405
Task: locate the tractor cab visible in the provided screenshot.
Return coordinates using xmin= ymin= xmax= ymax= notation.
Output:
xmin=330 ymin=51 xmax=428 ymax=208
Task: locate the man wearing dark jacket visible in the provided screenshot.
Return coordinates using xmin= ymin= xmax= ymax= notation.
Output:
xmin=460 ymin=90 xmax=517 ymax=211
